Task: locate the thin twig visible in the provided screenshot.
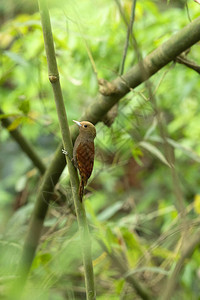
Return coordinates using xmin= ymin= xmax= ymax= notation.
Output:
xmin=0 ymin=108 xmax=46 ymax=174
xmin=63 ymin=12 xmax=98 ymax=78
xmin=175 ymin=55 xmax=200 ymax=74
xmin=120 ymin=0 xmax=137 ymax=75
xmin=114 ymin=0 xmax=129 ymax=26
xmin=185 ymin=1 xmax=192 ymax=22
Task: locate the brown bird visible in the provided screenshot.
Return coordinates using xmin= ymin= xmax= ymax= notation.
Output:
xmin=72 ymin=120 xmax=96 ymax=201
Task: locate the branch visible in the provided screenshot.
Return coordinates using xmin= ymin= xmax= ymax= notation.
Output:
xmin=0 ymin=108 xmax=46 ymax=174
xmin=175 ymin=55 xmax=200 ymax=74
xmin=84 ymin=17 xmax=200 ymax=123
xmin=16 ymin=15 xmax=200 ymax=297
xmin=120 ymin=0 xmax=137 ymax=75
xmin=194 ymin=0 xmax=200 ymax=5
xmin=162 ymin=229 xmax=200 ymax=300
xmin=0 ymin=109 xmax=73 ymax=211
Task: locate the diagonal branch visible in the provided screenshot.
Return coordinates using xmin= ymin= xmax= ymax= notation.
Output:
xmin=0 ymin=108 xmax=46 ymax=174
xmin=83 ymin=16 xmax=200 ymax=123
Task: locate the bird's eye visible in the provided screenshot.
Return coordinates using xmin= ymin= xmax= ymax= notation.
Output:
xmin=84 ymin=125 xmax=88 ymax=128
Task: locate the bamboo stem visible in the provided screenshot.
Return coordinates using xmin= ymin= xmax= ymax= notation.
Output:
xmin=37 ymin=0 xmax=95 ymax=299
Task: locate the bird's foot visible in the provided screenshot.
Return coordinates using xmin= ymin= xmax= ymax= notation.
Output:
xmin=62 ymin=149 xmax=68 ymax=156
xmin=62 ymin=149 xmax=75 ymax=165
xmin=62 ymin=149 xmax=72 ymax=160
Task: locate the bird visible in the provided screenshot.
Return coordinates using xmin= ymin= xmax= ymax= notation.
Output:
xmin=72 ymin=120 xmax=96 ymax=201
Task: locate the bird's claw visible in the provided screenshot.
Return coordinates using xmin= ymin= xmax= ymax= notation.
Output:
xmin=62 ymin=149 xmax=68 ymax=155
xmin=62 ymin=149 xmax=75 ymax=165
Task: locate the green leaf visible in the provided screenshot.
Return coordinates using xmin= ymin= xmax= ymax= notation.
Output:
xmin=144 ymin=117 xmax=157 ymax=139
xmin=152 ymin=247 xmax=178 ymax=260
xmin=131 ymin=146 xmax=143 ymax=166
xmin=31 ymin=252 xmax=52 ymax=270
xmin=7 ymin=116 xmax=24 ymax=131
xmin=139 ymin=141 xmax=170 ymax=167
xmin=18 ymin=99 xmax=30 ymax=115
xmin=4 ymin=50 xmax=28 ymax=66
xmin=98 ymin=201 xmax=124 ymax=221
xmin=115 ymin=279 xmax=125 ymax=295
xmin=167 ymin=138 xmax=200 ymax=163
xmin=148 ymin=136 xmax=200 ymax=163
xmin=40 ymin=253 xmax=52 ymax=265
xmin=15 ymin=175 xmax=27 ymax=192
xmin=0 ymin=113 xmax=19 ymax=119
xmin=121 ymin=227 xmax=140 ymax=249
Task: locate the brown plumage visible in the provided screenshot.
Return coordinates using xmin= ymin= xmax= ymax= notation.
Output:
xmin=73 ymin=120 xmax=96 ymax=201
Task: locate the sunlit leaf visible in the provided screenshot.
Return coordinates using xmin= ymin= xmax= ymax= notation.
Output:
xmin=0 ymin=113 xmax=19 ymax=119
xmin=7 ymin=116 xmax=24 ymax=131
xmin=194 ymin=194 xmax=200 ymax=214
xmin=131 ymin=146 xmax=143 ymax=166
xmin=152 ymin=247 xmax=179 ymax=260
xmin=114 ymin=278 xmax=124 ymax=295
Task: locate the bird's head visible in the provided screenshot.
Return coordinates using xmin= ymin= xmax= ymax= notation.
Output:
xmin=73 ymin=120 xmax=96 ymax=139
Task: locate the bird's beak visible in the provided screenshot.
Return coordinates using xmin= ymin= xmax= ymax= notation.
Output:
xmin=73 ymin=120 xmax=82 ymax=127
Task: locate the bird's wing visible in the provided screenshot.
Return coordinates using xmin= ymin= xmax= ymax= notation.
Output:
xmin=76 ymin=142 xmax=95 ymax=185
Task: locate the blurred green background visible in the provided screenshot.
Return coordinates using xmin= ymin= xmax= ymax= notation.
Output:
xmin=0 ymin=0 xmax=200 ymax=299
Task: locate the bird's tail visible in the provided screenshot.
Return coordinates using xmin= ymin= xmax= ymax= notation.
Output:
xmin=79 ymin=179 xmax=84 ymax=202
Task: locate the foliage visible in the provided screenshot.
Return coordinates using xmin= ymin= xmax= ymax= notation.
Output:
xmin=0 ymin=0 xmax=200 ymax=299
